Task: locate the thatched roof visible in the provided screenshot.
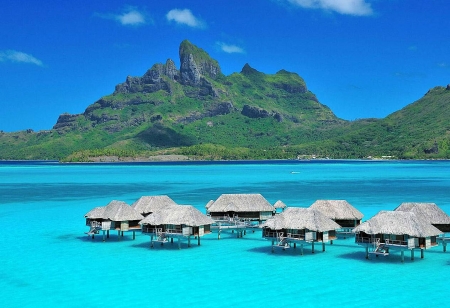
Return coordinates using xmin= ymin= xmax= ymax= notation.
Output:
xmin=394 ymin=202 xmax=450 ymax=225
xmin=85 ymin=206 xmax=106 ymax=219
xmin=140 ymin=205 xmax=214 ymax=227
xmin=207 ymin=194 xmax=274 ymax=212
xmin=273 ymin=200 xmax=287 ymax=209
xmin=261 ymin=207 xmax=341 ymax=232
xmin=205 ymin=200 xmax=215 ymax=209
xmin=353 ymin=210 xmax=442 ymax=237
xmin=131 ymin=195 xmax=178 ymax=215
xmin=309 ymin=200 xmax=363 ymax=220
xmin=85 ymin=200 xmax=144 ymax=221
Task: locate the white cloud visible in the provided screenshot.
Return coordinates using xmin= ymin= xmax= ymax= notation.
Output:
xmin=116 ymin=9 xmax=146 ymax=26
xmin=97 ymin=7 xmax=148 ymax=26
xmin=216 ymin=42 xmax=245 ymax=54
xmin=0 ymin=50 xmax=43 ymax=66
xmin=166 ymin=9 xmax=205 ymax=28
xmin=288 ymin=0 xmax=373 ymax=16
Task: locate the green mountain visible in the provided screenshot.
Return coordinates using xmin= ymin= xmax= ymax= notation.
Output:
xmin=1 ymin=40 xmax=449 ymax=161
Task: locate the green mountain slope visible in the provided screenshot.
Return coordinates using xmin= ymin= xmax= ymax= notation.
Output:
xmin=0 ymin=40 xmax=449 ymax=161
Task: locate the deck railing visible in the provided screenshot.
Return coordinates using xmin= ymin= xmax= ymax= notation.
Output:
xmin=355 ymin=236 xmax=408 ymax=247
xmin=264 ymin=231 xmax=306 ymax=241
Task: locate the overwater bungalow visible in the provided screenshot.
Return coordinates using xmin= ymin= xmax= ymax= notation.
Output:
xmin=309 ymin=200 xmax=363 ymax=238
xmin=261 ymin=207 xmax=341 ymax=254
xmin=140 ymin=205 xmax=214 ymax=249
xmin=207 ymin=193 xmax=274 ymax=223
xmin=84 ymin=200 xmax=144 ymax=241
xmin=353 ymin=210 xmax=443 ymax=262
xmin=394 ymin=202 xmax=450 ymax=251
xmin=131 ymin=195 xmax=178 ymax=216
xmin=273 ymin=200 xmax=287 ymax=214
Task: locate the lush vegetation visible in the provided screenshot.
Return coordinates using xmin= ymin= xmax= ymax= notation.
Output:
xmin=1 ymin=41 xmax=450 ymax=162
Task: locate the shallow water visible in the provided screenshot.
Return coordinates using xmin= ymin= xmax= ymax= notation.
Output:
xmin=1 ymin=160 xmax=449 ymax=307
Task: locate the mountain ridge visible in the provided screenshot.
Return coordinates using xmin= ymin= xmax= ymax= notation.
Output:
xmin=1 ymin=40 xmax=449 ymax=161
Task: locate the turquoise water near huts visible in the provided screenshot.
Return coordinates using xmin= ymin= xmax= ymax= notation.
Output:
xmin=1 ymin=160 xmax=450 ymax=307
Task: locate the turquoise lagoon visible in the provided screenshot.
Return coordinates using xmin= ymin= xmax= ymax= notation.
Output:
xmin=1 ymin=160 xmax=450 ymax=307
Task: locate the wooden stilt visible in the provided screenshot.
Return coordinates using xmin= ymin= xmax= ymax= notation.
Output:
xmin=365 ymin=246 xmax=369 ymax=259
xmin=92 ymin=234 xmax=94 ymax=239
xmin=188 ymin=236 xmax=191 ymax=247
xmin=244 ymin=229 xmax=247 ymax=235
xmin=178 ymin=237 xmax=181 ymax=249
xmin=150 ymin=235 xmax=154 ymax=248
xmin=171 ymin=238 xmax=174 ymax=244
xmin=102 ymin=230 xmax=106 ymax=242
xmin=312 ymin=241 xmax=315 ymax=253
xmin=421 ymin=249 xmax=424 ymax=259
xmin=301 ymin=244 xmax=304 ymax=255
xmin=330 ymin=240 xmax=333 ymax=245
xmin=121 ymin=231 xmax=124 ymax=237
xmin=107 ymin=230 xmax=109 ymax=238
xmin=133 ymin=231 xmax=135 ymax=240
xmin=411 ymin=249 xmax=414 ymax=260
xmin=294 ymin=243 xmax=296 ymax=249
xmin=401 ymin=250 xmax=404 ymax=263
xmin=198 ymin=236 xmax=201 ymax=246
xmin=118 ymin=230 xmax=120 ymax=239
xmin=322 ymin=242 xmax=325 ymax=252
xmin=444 ymin=242 xmax=447 ymax=252
xmin=218 ymin=229 xmax=221 ymax=240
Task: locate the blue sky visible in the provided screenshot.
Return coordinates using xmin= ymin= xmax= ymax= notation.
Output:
xmin=1 ymin=0 xmax=449 ymax=132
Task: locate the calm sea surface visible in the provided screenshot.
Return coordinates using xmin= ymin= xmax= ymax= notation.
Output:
xmin=1 ymin=160 xmax=449 ymax=307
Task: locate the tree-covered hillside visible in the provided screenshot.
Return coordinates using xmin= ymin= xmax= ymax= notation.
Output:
xmin=1 ymin=40 xmax=449 ymax=161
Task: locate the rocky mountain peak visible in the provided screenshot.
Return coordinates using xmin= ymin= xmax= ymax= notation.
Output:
xmin=179 ymin=40 xmax=221 ymax=85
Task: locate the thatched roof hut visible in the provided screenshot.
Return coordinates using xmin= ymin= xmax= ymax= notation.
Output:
xmin=394 ymin=202 xmax=450 ymax=232
xmin=207 ymin=193 xmax=274 ymax=221
xmin=273 ymin=200 xmax=287 ymax=213
xmin=309 ymin=200 xmax=363 ymax=221
xmin=102 ymin=200 xmax=145 ymax=222
xmin=309 ymin=200 xmax=363 ymax=232
xmin=131 ymin=195 xmax=178 ymax=216
xmin=261 ymin=207 xmax=341 ymax=253
xmin=354 ymin=210 xmax=443 ymax=260
xmin=84 ymin=200 xmax=144 ymax=240
xmin=140 ymin=205 xmax=214 ymax=248
xmin=261 ymin=207 xmax=341 ymax=232
xmin=353 ymin=210 xmax=442 ymax=238
xmin=140 ymin=205 xmax=214 ymax=227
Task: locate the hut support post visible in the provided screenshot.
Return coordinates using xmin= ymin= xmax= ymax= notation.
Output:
xmin=401 ymin=250 xmax=404 ymax=263
xmin=365 ymin=246 xmax=369 ymax=259
xmin=107 ymin=230 xmax=109 ymax=238
xmin=294 ymin=243 xmax=296 ymax=249
xmin=421 ymin=249 xmax=424 ymax=259
xmin=312 ymin=242 xmax=315 ymax=254
xmin=322 ymin=242 xmax=325 ymax=252
xmin=443 ymin=241 xmax=447 ymax=252
xmin=102 ymin=230 xmax=106 ymax=242
xmin=218 ymin=229 xmax=221 ymax=240
xmin=188 ymin=236 xmax=191 ymax=247
xmin=118 ymin=231 xmax=121 ymax=239
xmin=133 ymin=231 xmax=135 ymax=240
xmin=178 ymin=237 xmax=181 ymax=249
xmin=411 ymin=249 xmax=414 ymax=260
xmin=92 ymin=234 xmax=94 ymax=239
xmin=171 ymin=238 xmax=174 ymax=244
xmin=198 ymin=236 xmax=201 ymax=246
xmin=300 ymin=244 xmax=304 ymax=255
xmin=330 ymin=240 xmax=333 ymax=245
